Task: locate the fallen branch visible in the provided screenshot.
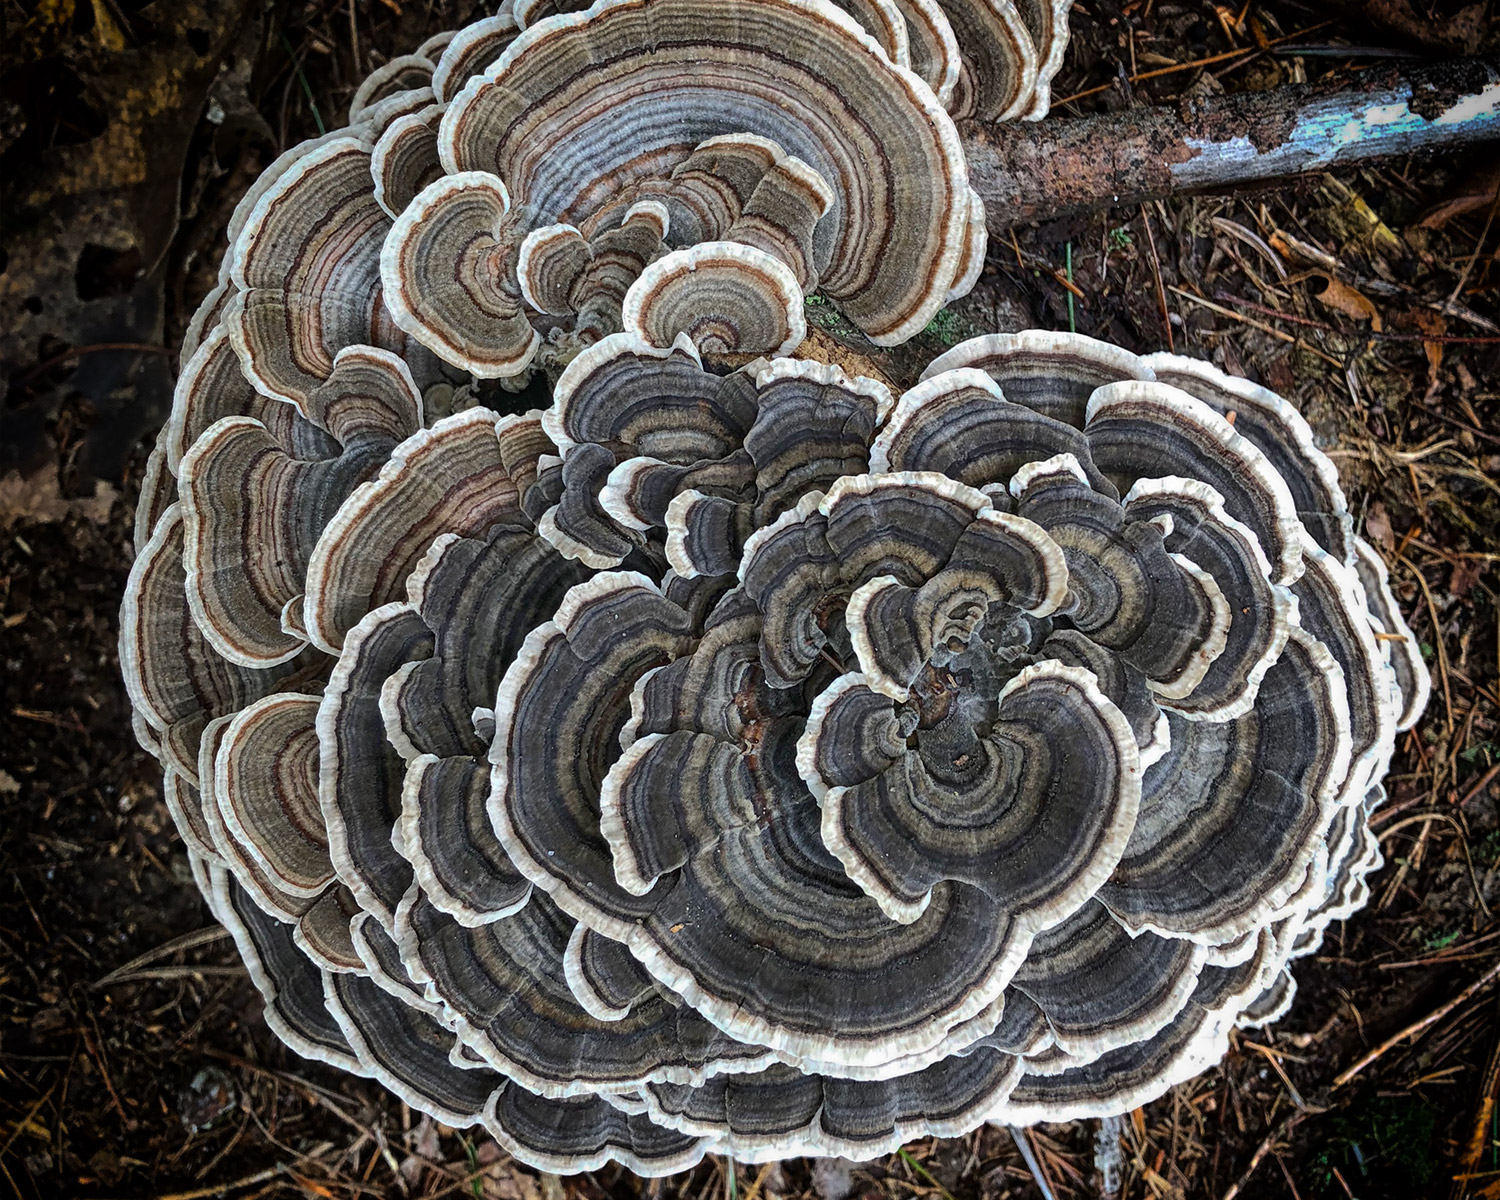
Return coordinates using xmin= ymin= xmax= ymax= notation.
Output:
xmin=964 ymin=56 xmax=1500 ymax=230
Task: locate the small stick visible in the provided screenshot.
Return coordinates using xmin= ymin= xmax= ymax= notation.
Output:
xmin=347 ymin=0 xmax=361 ymax=79
xmin=1006 ymin=1128 xmax=1058 ymax=1200
xmin=1221 ymin=1112 xmax=1307 ymax=1200
xmin=1459 ymin=762 xmax=1500 ymax=808
xmin=1141 ymin=206 xmax=1174 ymax=352
xmin=1334 ymin=957 xmax=1500 ymax=1088
xmin=1398 ymin=553 xmax=1456 ymax=738
xmin=1052 ymin=21 xmax=1338 ymax=106
xmin=152 ymin=1165 xmax=286 ymax=1200
xmin=96 ymin=926 xmax=232 ymax=985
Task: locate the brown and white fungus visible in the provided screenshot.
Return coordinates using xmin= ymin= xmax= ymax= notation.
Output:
xmin=122 ymin=0 xmax=1426 ymax=1175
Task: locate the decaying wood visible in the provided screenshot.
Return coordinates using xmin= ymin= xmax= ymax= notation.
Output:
xmin=964 ymin=56 xmax=1500 ymax=230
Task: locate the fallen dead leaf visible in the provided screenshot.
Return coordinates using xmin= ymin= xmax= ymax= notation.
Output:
xmin=1449 ymin=557 xmax=1483 ymax=599
xmin=1414 ymin=309 xmax=1447 ymax=384
xmin=1419 ymin=161 xmax=1500 ymax=230
xmin=1314 ymin=276 xmax=1383 ymax=331
xmin=1365 ymin=501 xmax=1396 ymax=554
xmin=0 ymin=466 xmax=118 ymax=529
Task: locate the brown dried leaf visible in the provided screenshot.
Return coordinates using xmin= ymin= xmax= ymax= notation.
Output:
xmin=0 ymin=466 xmax=118 ymax=529
xmin=1365 ymin=501 xmax=1396 ymax=554
xmin=1413 ymin=309 xmax=1446 ymax=381
xmin=1449 ymin=558 xmax=1483 ymax=599
xmin=1419 ymin=162 xmax=1500 ymax=230
xmin=1315 ymin=276 xmax=1383 ymax=331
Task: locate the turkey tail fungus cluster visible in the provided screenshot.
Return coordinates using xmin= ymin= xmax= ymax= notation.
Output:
xmin=121 ymin=0 xmax=1427 ymax=1173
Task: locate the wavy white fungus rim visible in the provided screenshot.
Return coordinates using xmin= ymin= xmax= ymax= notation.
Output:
xmin=1142 ymin=350 xmax=1354 ymax=563
xmin=301 ymin=407 xmax=505 ymax=655
xmin=179 ymin=415 xmax=310 ymax=667
xmin=812 ymin=659 xmax=1143 ymax=926
xmin=1351 ymin=537 xmax=1431 ymax=731
xmin=379 ymin=170 xmax=541 ymax=379
xmin=1086 ymin=379 xmax=1307 ymax=587
xmin=213 ymin=692 xmax=333 ymax=899
xmin=870 ymin=367 xmax=1008 ymax=474
xmin=1124 ymin=475 xmax=1295 ymax=722
xmin=371 ymin=104 xmax=444 ymax=221
xmin=438 ymin=0 xmax=974 ymax=345
xmin=207 ymin=863 xmax=369 ymax=1076
xmin=621 ymin=242 xmax=806 ymax=359
xmin=754 ymin=355 xmax=896 ymax=425
xmin=516 ymin=223 xmax=589 ymax=314
xmin=432 ymin=12 xmax=520 ymax=102
xmin=1006 ymin=450 xmax=1091 ymax=498
xmin=920 ymin=329 xmax=1157 ymax=388
xmin=544 ymin=331 xmax=701 ymax=455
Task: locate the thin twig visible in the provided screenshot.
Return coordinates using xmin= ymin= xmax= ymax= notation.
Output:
xmin=1141 ymin=206 xmax=1174 ymax=352
xmin=14 ymin=342 xmax=171 ymax=387
xmin=1054 ymin=21 xmax=1336 ymax=106
xmin=1005 ymin=1128 xmax=1058 ymax=1200
xmin=1459 ymin=762 xmax=1500 ymax=808
xmin=1445 ymin=188 xmax=1500 ymax=311
xmin=152 ymin=1165 xmax=287 ymax=1200
xmin=96 ymin=927 xmax=232 ymax=985
xmin=1167 ymin=286 xmax=1343 ymax=366
xmin=1398 ymin=553 xmax=1455 ymax=737
xmin=1221 ymin=1112 xmax=1308 ymax=1200
xmin=1334 ymin=957 xmax=1500 ymax=1088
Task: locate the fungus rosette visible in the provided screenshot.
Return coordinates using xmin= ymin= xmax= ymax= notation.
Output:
xmin=125 ymin=321 xmax=1427 ymax=1165
xmin=122 ymin=0 xmax=1428 ymax=1175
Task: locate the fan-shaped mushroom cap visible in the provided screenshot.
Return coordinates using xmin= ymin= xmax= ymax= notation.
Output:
xmin=516 ymin=224 xmax=593 ymax=315
xmin=622 ymin=243 xmax=807 ymax=357
xmin=1097 ymin=627 xmax=1353 ymax=943
xmin=937 ymin=0 xmax=1037 ymax=121
xmin=209 ymin=864 xmax=366 ymax=1073
xmin=1014 ymin=0 xmax=1073 ymax=117
xmin=372 ymin=106 xmax=445 ymax=220
xmin=640 ymin=1049 xmax=1024 ymax=1161
xmin=180 ymin=346 xmax=422 ymax=666
xmin=349 ymin=55 xmax=437 ymax=125
xmin=1349 ymin=538 xmax=1431 ymax=731
xmin=924 ymin=330 xmax=1156 ymax=426
xmin=1085 ymin=381 xmax=1305 ymax=587
xmin=998 ymin=923 xmax=1289 ymax=1122
xmin=380 ymin=172 xmax=540 ymax=378
xmin=303 ymin=408 xmax=549 ymax=654
xmin=1141 ymin=352 xmax=1355 ymax=563
xmin=121 ymin=507 xmax=303 ymax=781
xmin=431 ymin=12 xmax=521 ymax=103
xmin=214 ymin=693 xmax=334 ymax=899
xmin=892 ymin=0 xmax=962 ymax=106
xmin=572 ymin=202 xmax=672 ymax=340
xmin=724 ymin=156 xmax=836 ymax=292
xmin=440 ymin=0 xmax=976 ymax=344
xmin=228 ymin=136 xmax=439 ymax=410
xmin=393 ymin=889 xmax=784 ymax=1095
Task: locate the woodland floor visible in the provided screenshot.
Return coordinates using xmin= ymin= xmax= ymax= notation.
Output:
xmin=3 ymin=1 xmax=1500 ymax=1198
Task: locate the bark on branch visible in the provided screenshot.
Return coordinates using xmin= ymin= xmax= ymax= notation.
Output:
xmin=963 ymin=55 xmax=1500 ymax=231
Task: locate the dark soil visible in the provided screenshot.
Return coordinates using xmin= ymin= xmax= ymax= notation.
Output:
xmin=3 ymin=1 xmax=1499 ymax=1198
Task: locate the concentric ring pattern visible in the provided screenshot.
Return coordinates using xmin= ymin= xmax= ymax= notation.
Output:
xmin=122 ymin=0 xmax=1427 ymax=1174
